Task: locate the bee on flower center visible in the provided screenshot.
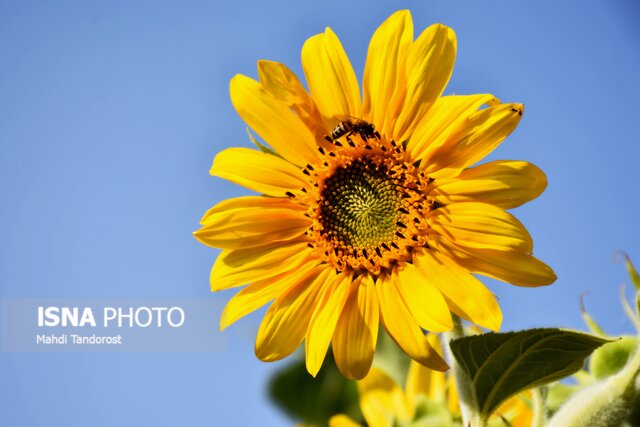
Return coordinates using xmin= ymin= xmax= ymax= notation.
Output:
xmin=325 ymin=117 xmax=381 ymax=145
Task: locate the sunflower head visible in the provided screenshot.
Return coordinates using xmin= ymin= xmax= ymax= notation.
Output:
xmin=195 ymin=10 xmax=556 ymax=380
xmin=302 ymin=132 xmax=434 ymax=275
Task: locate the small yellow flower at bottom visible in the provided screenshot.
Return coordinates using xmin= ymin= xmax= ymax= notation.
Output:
xmin=329 ymin=337 xmax=533 ymax=427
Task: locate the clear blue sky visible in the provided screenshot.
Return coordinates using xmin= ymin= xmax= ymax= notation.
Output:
xmin=1 ymin=1 xmax=638 ymax=425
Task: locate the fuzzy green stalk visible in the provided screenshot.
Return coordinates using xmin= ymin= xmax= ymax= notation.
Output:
xmin=445 ymin=315 xmax=483 ymax=427
xmin=531 ymin=387 xmax=547 ymax=427
xmin=546 ymin=346 xmax=640 ymax=427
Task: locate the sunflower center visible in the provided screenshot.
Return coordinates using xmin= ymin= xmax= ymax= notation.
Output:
xmin=320 ymin=158 xmax=399 ymax=248
xmin=294 ymin=132 xmax=434 ymax=275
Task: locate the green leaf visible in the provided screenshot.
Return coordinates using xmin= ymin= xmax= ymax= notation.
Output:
xmin=268 ymin=351 xmax=362 ymax=427
xmin=449 ymin=328 xmax=612 ymax=420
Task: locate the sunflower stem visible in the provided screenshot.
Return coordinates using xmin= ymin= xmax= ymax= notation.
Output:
xmin=531 ymin=386 xmax=548 ymax=427
xmin=445 ymin=315 xmax=484 ymax=427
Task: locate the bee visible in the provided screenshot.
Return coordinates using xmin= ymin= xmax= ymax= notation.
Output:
xmin=324 ymin=116 xmax=380 ymax=144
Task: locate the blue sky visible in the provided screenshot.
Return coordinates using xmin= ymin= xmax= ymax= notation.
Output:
xmin=1 ymin=1 xmax=638 ymax=425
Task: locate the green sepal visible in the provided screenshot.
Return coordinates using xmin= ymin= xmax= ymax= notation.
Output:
xmin=580 ymin=295 xmax=606 ymax=336
xmin=246 ymin=127 xmax=280 ymax=157
xmin=589 ymin=335 xmax=638 ymax=379
xmin=620 ymin=253 xmax=640 ymax=290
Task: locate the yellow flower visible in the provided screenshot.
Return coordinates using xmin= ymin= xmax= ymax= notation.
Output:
xmin=329 ymin=366 xmax=419 ymax=427
xmin=194 ymin=10 xmax=556 ymax=379
xmin=490 ymin=392 xmax=534 ymax=427
xmin=330 ymin=337 xmax=455 ymax=427
xmin=330 ymin=336 xmax=533 ymax=427
xmin=329 ymin=363 xmax=532 ymax=427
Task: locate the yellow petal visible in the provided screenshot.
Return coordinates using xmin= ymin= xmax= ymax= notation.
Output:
xmin=210 ymin=147 xmax=308 ymax=197
xmin=392 ymin=24 xmax=456 ymax=142
xmin=195 ymin=197 xmax=310 ymax=249
xmin=414 ymin=250 xmax=502 ymax=331
xmin=362 ymin=10 xmax=413 ymax=136
xmin=491 ymin=391 xmax=533 ymax=427
xmin=305 ymin=270 xmax=354 ymax=377
xmin=401 ymin=332 xmax=460 ymax=415
xmin=198 ymin=195 xmax=302 ymax=224
xmin=424 ymin=103 xmax=524 ymax=178
xmin=329 ymin=415 xmax=363 ymax=427
xmin=332 ymin=274 xmax=379 ymax=380
xmin=447 ymin=373 xmax=460 ymax=414
xmin=444 ymin=245 xmax=556 ymax=287
xmin=302 ymin=27 xmax=361 ymax=119
xmin=257 ymin=60 xmax=326 ymax=139
xmin=395 ymin=263 xmax=453 ymax=331
xmin=219 ymin=260 xmax=319 ymax=330
xmin=407 ymin=94 xmax=498 ymax=161
xmin=428 ymin=202 xmax=533 ymax=253
xmin=255 ymin=266 xmax=328 ymax=361
xmin=357 ymin=367 xmax=410 ymax=427
xmin=377 ymin=274 xmax=449 ymax=371
xmin=429 ymin=160 xmax=547 ymax=209
xmin=210 ymin=240 xmax=315 ymax=291
xmin=230 ymin=74 xmax=318 ymax=166
xmin=405 ymin=338 xmax=447 ymax=407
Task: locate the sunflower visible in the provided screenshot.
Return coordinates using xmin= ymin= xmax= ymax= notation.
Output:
xmin=194 ymin=10 xmax=556 ymax=380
